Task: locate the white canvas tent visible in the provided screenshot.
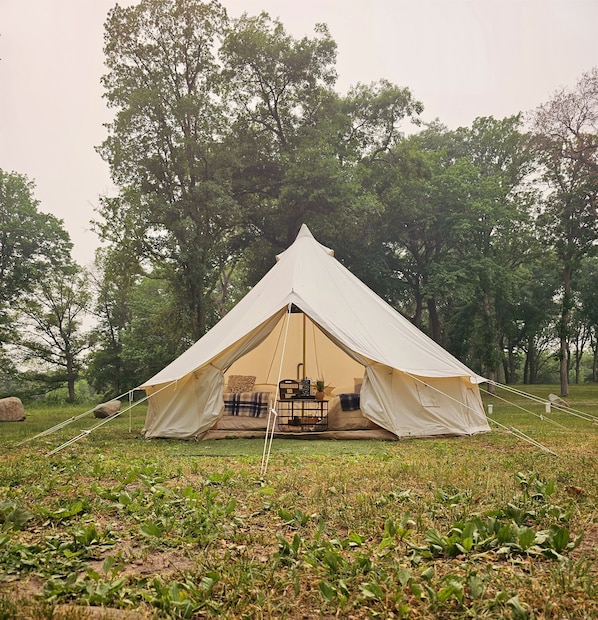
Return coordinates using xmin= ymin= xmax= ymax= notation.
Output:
xmin=140 ymin=225 xmax=490 ymax=440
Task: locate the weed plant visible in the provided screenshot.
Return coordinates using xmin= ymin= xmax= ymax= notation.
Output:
xmin=0 ymin=384 xmax=596 ymax=618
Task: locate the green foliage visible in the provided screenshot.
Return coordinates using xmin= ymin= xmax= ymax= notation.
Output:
xmin=45 ymin=379 xmax=94 ymax=405
xmin=142 ymin=575 xmax=218 ymax=618
xmin=530 ymin=67 xmax=598 ymax=393
xmin=13 ymin=266 xmax=93 ymax=402
xmin=86 ymin=1 xmax=598 ymax=392
xmin=85 ymin=248 xmax=140 ymax=397
xmin=0 ymin=397 xmax=596 ymax=617
xmin=0 ymin=170 xmax=78 ymax=397
xmin=99 ymin=0 xmax=239 ymax=341
xmin=1 ymin=526 xmax=116 ymax=580
xmin=0 ymin=169 xmax=73 ymax=341
xmin=39 ymin=498 xmax=89 ymax=521
xmin=95 ymin=1 xmax=425 ymax=383
xmin=120 ymin=276 xmax=192 ymax=388
xmin=0 ymin=501 xmax=34 ymax=531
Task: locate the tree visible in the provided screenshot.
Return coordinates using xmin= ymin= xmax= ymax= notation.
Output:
xmin=97 ymin=0 xmax=426 ymax=350
xmin=450 ymin=116 xmax=538 ymax=384
xmin=223 ymin=13 xmax=422 ymax=293
xmin=222 ymin=13 xmax=422 ymax=269
xmin=88 ymin=247 xmax=196 ymax=395
xmin=367 ymin=116 xmax=538 ymax=385
xmin=0 ymin=169 xmax=72 ymax=344
xmin=120 ymin=276 xmax=192 ymax=387
xmin=499 ymin=258 xmax=559 ymax=383
xmin=86 ymin=247 xmax=140 ymax=397
xmin=221 ymin=12 xmax=341 ymax=253
xmin=15 ymin=267 xmax=92 ymax=402
xmin=531 ymin=67 xmax=598 ymax=395
xmin=370 ymin=123 xmax=483 ymax=335
xmin=319 ymin=81 xmax=424 ymax=295
xmin=98 ymin=0 xmax=238 ymax=340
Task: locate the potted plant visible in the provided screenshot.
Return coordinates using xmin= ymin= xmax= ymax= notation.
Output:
xmin=315 ymin=378 xmax=326 ymax=400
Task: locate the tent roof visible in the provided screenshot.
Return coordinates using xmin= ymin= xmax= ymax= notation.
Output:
xmin=139 ymin=225 xmax=483 ymax=389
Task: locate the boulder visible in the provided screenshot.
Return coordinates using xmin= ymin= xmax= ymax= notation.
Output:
xmin=548 ymin=393 xmax=570 ymax=408
xmin=93 ymin=400 xmax=121 ymax=418
xmin=0 ymin=397 xmax=26 ymax=422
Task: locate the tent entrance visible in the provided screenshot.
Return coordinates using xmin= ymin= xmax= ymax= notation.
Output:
xmin=224 ymin=308 xmax=365 ymax=395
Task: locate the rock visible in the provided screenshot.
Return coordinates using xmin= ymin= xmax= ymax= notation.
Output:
xmin=0 ymin=397 xmax=26 ymax=421
xmin=548 ymin=393 xmax=570 ymax=408
xmin=93 ymin=400 xmax=121 ymax=418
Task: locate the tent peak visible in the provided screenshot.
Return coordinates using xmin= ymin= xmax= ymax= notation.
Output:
xmin=276 ymin=224 xmax=334 ymax=262
xmin=297 ymin=223 xmax=313 ymax=239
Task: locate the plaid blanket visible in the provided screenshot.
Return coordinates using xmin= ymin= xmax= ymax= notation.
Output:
xmin=339 ymin=393 xmax=361 ymax=411
xmin=224 ymin=391 xmax=270 ymax=418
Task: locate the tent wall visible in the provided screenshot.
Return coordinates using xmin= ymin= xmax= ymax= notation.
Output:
xmin=144 ymin=368 xmax=221 ymax=439
xmin=362 ymin=364 xmax=488 ymax=437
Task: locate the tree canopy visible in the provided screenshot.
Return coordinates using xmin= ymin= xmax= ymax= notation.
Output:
xmin=89 ymin=0 xmax=598 ymax=395
xmin=0 ymin=169 xmax=73 ymax=343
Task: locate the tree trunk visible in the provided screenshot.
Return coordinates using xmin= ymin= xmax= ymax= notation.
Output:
xmin=510 ymin=349 xmax=517 ymax=383
xmin=559 ymin=337 xmax=569 ymax=395
xmin=481 ymin=291 xmax=499 ymax=392
xmin=559 ymin=265 xmax=572 ymax=396
xmin=574 ymin=349 xmax=582 ymax=384
xmin=412 ymin=287 xmax=424 ymax=329
xmin=524 ymin=336 xmax=537 ymax=384
xmin=503 ymin=336 xmax=517 ymax=384
xmin=67 ymin=355 xmax=76 ymax=403
xmin=486 ymin=368 xmax=496 ymax=394
xmin=426 ymin=297 xmax=442 ymax=344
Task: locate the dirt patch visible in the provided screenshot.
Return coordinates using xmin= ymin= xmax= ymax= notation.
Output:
xmin=52 ymin=605 xmax=151 ymax=619
xmin=573 ymin=522 xmax=598 ymax=560
xmin=0 ymin=575 xmax=45 ymax=600
xmin=84 ymin=541 xmax=198 ymax=579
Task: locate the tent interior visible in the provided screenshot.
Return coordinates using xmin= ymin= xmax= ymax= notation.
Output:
xmin=226 ymin=307 xmax=363 ymax=394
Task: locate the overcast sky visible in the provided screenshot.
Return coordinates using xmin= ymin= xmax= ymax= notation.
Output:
xmin=1 ymin=0 xmax=596 ymax=265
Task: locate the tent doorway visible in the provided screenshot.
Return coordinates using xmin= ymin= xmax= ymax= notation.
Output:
xmin=225 ymin=307 xmax=365 ymax=396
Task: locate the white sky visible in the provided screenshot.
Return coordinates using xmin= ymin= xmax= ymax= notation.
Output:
xmin=1 ymin=0 xmax=596 ymax=265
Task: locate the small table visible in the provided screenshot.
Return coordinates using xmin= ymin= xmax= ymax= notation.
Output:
xmin=276 ymin=398 xmax=328 ymax=431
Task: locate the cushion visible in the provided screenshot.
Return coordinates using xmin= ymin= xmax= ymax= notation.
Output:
xmin=227 ymin=375 xmax=256 ymax=393
xmin=223 ymin=391 xmax=271 ymax=417
xmin=327 ymin=396 xmax=378 ymax=431
xmin=339 ymin=393 xmax=360 ymax=411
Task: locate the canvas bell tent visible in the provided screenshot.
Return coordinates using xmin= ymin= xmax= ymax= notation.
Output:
xmin=139 ymin=225 xmax=489 ymax=440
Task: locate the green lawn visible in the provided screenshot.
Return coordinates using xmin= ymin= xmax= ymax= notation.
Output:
xmin=0 ymin=385 xmax=596 ymax=618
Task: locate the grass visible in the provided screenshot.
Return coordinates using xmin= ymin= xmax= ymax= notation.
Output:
xmin=0 ymin=384 xmax=596 ymax=618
